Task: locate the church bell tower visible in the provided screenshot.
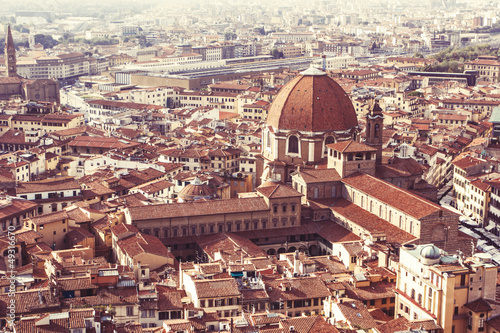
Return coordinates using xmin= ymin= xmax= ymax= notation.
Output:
xmin=5 ymin=25 xmax=17 ymax=77
xmin=365 ymin=99 xmax=384 ymax=164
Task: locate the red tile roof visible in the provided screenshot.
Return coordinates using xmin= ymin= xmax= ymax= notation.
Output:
xmin=331 ymin=199 xmax=416 ymax=244
xmin=128 ymin=197 xmax=269 ymax=221
xmin=194 ymin=278 xmax=241 ymax=298
xmin=257 ymin=181 xmax=303 ymax=199
xmin=266 ymin=72 xmax=358 ymax=132
xmin=341 ymin=172 xmax=447 ymax=219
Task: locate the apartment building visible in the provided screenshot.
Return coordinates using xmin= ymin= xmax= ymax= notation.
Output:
xmin=464 ymin=56 xmax=500 ymax=83
xmin=452 ymin=155 xmax=497 ymax=224
xmin=178 ymin=90 xmax=238 ymax=111
xmin=0 ymin=196 xmax=38 ymax=235
xmin=85 ymin=99 xmax=165 ymax=125
xmin=16 ymin=177 xmax=82 ymax=214
xmin=395 ymin=243 xmax=498 ymax=333
xmin=17 ymin=53 xmax=97 ymax=80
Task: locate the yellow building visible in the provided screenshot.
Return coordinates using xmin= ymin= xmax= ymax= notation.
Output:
xmin=25 ymin=210 xmax=70 ymax=250
xmin=395 ymin=244 xmax=498 ymax=333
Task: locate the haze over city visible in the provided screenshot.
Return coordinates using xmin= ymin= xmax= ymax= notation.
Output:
xmin=0 ymin=1 xmax=498 ymax=332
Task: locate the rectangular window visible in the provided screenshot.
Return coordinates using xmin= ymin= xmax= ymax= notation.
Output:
xmin=126 ymin=306 xmax=134 ymax=316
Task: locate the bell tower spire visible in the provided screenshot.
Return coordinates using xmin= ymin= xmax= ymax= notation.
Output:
xmin=5 ymin=25 xmax=17 ymax=77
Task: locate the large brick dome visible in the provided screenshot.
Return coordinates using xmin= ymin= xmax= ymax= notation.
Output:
xmin=266 ymin=67 xmax=358 ymax=132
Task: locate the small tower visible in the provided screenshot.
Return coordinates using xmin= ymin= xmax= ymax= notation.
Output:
xmin=5 ymin=25 xmax=17 ymax=77
xmin=364 ymin=99 xmax=384 ymax=164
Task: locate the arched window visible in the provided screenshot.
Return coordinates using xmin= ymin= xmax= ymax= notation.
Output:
xmin=313 ymin=187 xmax=319 ymax=199
xmin=367 ymin=122 xmax=371 ymax=137
xmin=288 ymin=135 xmax=299 ymax=154
xmin=347 ymin=153 xmax=353 ymax=161
xmin=374 ymin=124 xmax=380 ymax=138
xmin=266 ymin=130 xmax=271 ymax=148
xmin=324 ymin=136 xmax=335 ymax=154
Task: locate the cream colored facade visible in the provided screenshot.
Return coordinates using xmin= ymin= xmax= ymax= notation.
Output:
xmin=262 ymin=126 xmax=352 ymax=182
xmin=11 ymin=114 xmax=85 ymax=134
xmin=182 ymin=275 xmax=242 ymax=318
xmin=395 ymin=244 xmax=497 ymax=333
xmin=26 ymin=214 xmax=69 ymax=250
xmin=178 ymin=91 xmax=238 ymax=111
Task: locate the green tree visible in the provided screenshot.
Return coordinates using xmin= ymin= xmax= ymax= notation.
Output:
xmin=224 ymin=32 xmax=237 ymax=41
xmin=270 ymin=48 xmax=284 ymax=59
xmin=34 ymin=34 xmax=59 ymax=49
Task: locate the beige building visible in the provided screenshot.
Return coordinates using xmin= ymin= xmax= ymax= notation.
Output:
xmin=111 ymin=223 xmax=175 ymax=271
xmin=16 ymin=177 xmax=82 ymax=215
xmin=182 ymin=277 xmax=242 ymax=318
xmin=25 ymin=210 xmax=70 ymax=250
xmin=452 ymin=155 xmax=496 ymax=224
xmin=10 ymin=113 xmax=84 ymax=134
xmin=125 ymin=181 xmax=302 ymax=244
xmin=17 ymin=52 xmax=97 ymax=79
xmin=395 ymin=244 xmax=498 ymax=333
xmin=464 ymin=56 xmax=500 ymax=83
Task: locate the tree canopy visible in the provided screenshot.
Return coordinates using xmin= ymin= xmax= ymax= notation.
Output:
xmin=34 ymin=34 xmax=59 ymax=49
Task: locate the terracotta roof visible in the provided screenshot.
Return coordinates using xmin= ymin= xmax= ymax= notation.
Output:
xmin=0 ymin=288 xmax=60 ymax=315
xmin=194 ymin=278 xmax=241 ymax=298
xmin=57 ymin=277 xmax=98 ymax=291
xmin=487 ymin=315 xmax=500 ymax=331
xmin=29 ymin=210 xmax=69 ymax=226
xmin=61 ymin=287 xmax=138 ymax=307
xmin=116 ymin=232 xmax=172 ymax=258
xmin=156 ymin=285 xmax=183 ymax=310
xmin=16 ymin=178 xmax=81 ymax=195
xmin=68 ymin=136 xmax=140 ymax=149
xmin=0 ymin=198 xmax=38 ymax=222
xmin=128 ymin=197 xmax=269 ymax=221
xmin=265 ymin=276 xmax=331 ymax=301
xmin=342 ymin=172 xmax=447 ymax=219
xmin=256 ymin=181 xmax=303 ymax=198
xmin=281 ymin=316 xmax=339 ymax=333
xmin=345 ymin=280 xmax=395 ymax=301
xmin=65 ymin=228 xmax=94 ymax=244
xmin=465 ymin=298 xmax=493 ymax=313
xmin=336 ymin=300 xmax=377 ymax=329
xmin=196 ymin=232 xmax=267 ymax=261
xmin=452 ymin=156 xmax=486 ymax=170
xmin=327 ymin=140 xmax=377 ymax=153
xmin=295 ymin=168 xmax=342 ymax=184
xmin=331 ymin=199 xmax=416 ymax=244
xmin=266 ymin=71 xmax=358 ymax=132
xmin=13 ymin=229 xmax=43 ymax=244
